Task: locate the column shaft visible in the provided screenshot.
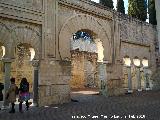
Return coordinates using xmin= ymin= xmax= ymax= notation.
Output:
xmin=127 ymin=66 xmax=132 ymax=92
xmin=98 ymin=63 xmax=107 ymax=96
xmin=32 ymin=60 xmax=39 ymax=106
xmin=3 ymin=62 xmax=11 ymax=106
xmin=33 ymin=67 xmax=39 ymax=106
xmin=136 ymin=67 xmax=141 ymax=91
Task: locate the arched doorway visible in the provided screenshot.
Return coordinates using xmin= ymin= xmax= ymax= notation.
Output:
xmin=70 ymin=30 xmax=104 ymax=97
xmin=12 ymin=43 xmax=34 ymax=91
xmin=11 ymin=26 xmax=41 ymax=106
xmin=0 ymin=24 xmax=41 ymax=107
xmin=10 ymin=43 xmax=35 ymax=104
xmin=58 ymin=14 xmax=112 ymax=101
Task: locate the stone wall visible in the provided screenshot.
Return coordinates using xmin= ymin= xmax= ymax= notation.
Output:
xmin=116 ymin=13 xmax=157 ymax=91
xmin=155 ymin=0 xmax=160 ymax=53
xmin=39 ymin=60 xmax=71 ymax=106
xmin=118 ymin=13 xmax=157 ymax=69
xmin=70 ymin=51 xmax=85 ymax=89
xmin=107 ymin=79 xmax=124 ymax=96
xmin=70 ymin=51 xmax=98 ymax=89
xmin=58 ymin=3 xmax=113 ymax=63
xmin=0 ymin=0 xmax=158 ymax=107
xmin=0 ymin=0 xmax=43 ymax=11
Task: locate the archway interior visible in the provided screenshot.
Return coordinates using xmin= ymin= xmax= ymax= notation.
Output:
xmin=11 ymin=43 xmax=35 ymax=93
xmin=70 ymin=30 xmax=104 ymax=95
xmin=0 ymin=44 xmax=35 ymax=101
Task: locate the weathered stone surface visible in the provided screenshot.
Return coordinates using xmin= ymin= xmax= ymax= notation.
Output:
xmin=107 ymin=79 xmax=124 ymax=96
xmin=0 ymin=0 xmax=159 ymax=107
xmin=38 ymin=84 xmax=70 ymax=106
xmin=0 ymin=0 xmax=43 ymax=11
xmin=70 ymin=51 xmax=98 ymax=88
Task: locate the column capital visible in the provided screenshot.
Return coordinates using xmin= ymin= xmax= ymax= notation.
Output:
xmin=126 ymin=66 xmax=131 ymax=68
xmin=143 ymin=66 xmax=148 ymax=69
xmin=1 ymin=58 xmax=15 ymax=63
xmin=32 ymin=60 xmax=40 ymax=68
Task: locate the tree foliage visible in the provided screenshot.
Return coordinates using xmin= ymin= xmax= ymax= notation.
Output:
xmin=100 ymin=0 xmax=114 ymax=9
xmin=148 ymin=0 xmax=157 ymax=25
xmin=128 ymin=0 xmax=147 ymax=21
xmin=117 ymin=0 xmax=125 ymax=14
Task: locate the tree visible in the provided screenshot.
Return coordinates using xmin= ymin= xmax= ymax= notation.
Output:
xmin=148 ymin=0 xmax=157 ymax=25
xmin=128 ymin=0 xmax=147 ymax=21
xmin=100 ymin=0 xmax=114 ymax=9
xmin=117 ymin=0 xmax=125 ymax=14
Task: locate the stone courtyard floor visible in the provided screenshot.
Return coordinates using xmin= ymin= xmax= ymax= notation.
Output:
xmin=0 ymin=90 xmax=160 ymax=120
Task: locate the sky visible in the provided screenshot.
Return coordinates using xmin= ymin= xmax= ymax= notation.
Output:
xmin=92 ymin=0 xmax=128 ymax=14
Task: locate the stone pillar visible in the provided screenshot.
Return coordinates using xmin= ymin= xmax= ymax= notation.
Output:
xmin=127 ymin=66 xmax=132 ymax=93
xmin=32 ymin=60 xmax=39 ymax=106
xmin=155 ymin=0 xmax=160 ymax=53
xmin=136 ymin=67 xmax=142 ymax=91
xmin=98 ymin=63 xmax=107 ymax=96
xmin=2 ymin=58 xmax=13 ymax=108
xmin=91 ymin=53 xmax=98 ymax=87
xmin=143 ymin=67 xmax=150 ymax=90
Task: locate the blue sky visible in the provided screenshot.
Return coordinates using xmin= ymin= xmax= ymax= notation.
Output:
xmin=92 ymin=0 xmax=128 ymax=13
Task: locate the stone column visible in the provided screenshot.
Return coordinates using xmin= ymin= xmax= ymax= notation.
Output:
xmin=127 ymin=66 xmax=132 ymax=93
xmin=136 ymin=67 xmax=142 ymax=91
xmin=32 ymin=60 xmax=39 ymax=106
xmin=143 ymin=67 xmax=150 ymax=90
xmin=2 ymin=58 xmax=13 ymax=108
xmin=98 ymin=63 xmax=107 ymax=96
xmin=155 ymin=0 xmax=160 ymax=53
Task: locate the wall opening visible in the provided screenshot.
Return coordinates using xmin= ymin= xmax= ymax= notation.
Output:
xmin=70 ymin=30 xmax=104 ymax=95
xmin=11 ymin=43 xmax=35 ymax=103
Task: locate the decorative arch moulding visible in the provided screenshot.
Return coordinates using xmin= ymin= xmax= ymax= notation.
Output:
xmin=0 ymin=20 xmax=42 ymax=60
xmin=58 ymin=0 xmax=113 ymax=20
xmin=59 ymin=14 xmax=112 ymax=63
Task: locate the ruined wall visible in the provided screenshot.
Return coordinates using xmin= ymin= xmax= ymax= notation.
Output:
xmin=58 ymin=1 xmax=113 ymax=62
xmin=0 ymin=0 xmax=158 ymax=107
xmin=117 ymin=13 xmax=157 ymax=91
xmin=70 ymin=51 xmax=98 ymax=89
xmin=0 ymin=17 xmax=41 ymax=94
xmin=39 ymin=60 xmax=71 ymax=106
xmin=58 ymin=0 xmax=157 ymax=96
xmin=70 ymin=51 xmax=85 ymax=89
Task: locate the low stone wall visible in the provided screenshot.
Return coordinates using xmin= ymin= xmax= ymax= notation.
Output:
xmin=107 ymin=79 xmax=125 ymax=96
xmin=38 ymin=84 xmax=70 ymax=106
xmin=38 ymin=60 xmax=71 ymax=106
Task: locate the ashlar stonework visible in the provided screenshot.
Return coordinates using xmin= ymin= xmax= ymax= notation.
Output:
xmin=0 ymin=0 xmax=159 ymax=106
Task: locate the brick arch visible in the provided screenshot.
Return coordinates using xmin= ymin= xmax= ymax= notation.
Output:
xmin=12 ymin=26 xmax=41 ymax=59
xmin=59 ymin=14 xmax=112 ymax=62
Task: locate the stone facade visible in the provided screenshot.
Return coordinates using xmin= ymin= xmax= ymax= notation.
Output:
xmin=0 ymin=0 xmax=159 ymax=106
xmin=70 ymin=51 xmax=98 ymax=89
